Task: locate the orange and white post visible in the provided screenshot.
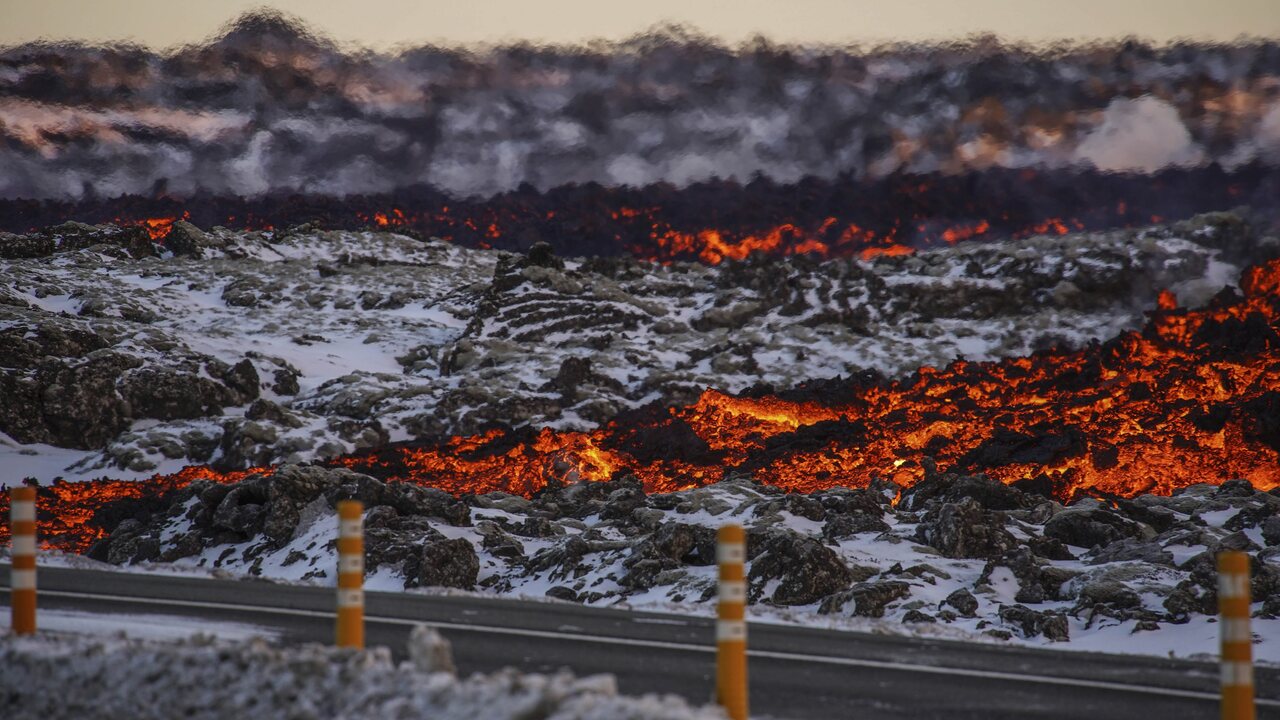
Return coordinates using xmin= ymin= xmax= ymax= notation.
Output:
xmin=1219 ymin=550 xmax=1254 ymax=720
xmin=336 ymin=500 xmax=364 ymax=649
xmin=9 ymin=486 xmax=37 ymax=635
xmin=717 ymin=523 xmax=748 ymax=720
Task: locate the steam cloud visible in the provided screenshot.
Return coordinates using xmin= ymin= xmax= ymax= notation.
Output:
xmin=2 ymin=11 xmax=1279 ymax=200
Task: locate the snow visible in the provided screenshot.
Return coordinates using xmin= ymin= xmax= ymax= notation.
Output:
xmin=0 ymin=608 xmax=277 ymax=643
xmin=0 ymin=220 xmax=1241 ymax=480
xmin=52 ymin=474 xmax=1279 ymax=666
xmin=0 ymin=632 xmax=727 ymax=720
xmin=1 ymin=218 xmax=1271 ymax=669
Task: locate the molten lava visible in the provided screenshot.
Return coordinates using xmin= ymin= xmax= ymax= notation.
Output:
xmin=5 ymin=260 xmax=1280 ymax=554
xmin=4 ymin=164 xmax=1275 ymax=265
xmin=126 ymin=211 xmax=191 ymax=240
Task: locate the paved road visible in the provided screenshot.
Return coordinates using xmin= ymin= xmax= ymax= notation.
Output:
xmin=2 ymin=565 xmax=1277 ymax=719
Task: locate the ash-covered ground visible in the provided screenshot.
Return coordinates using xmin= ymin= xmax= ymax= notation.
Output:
xmin=0 ymin=212 xmax=1255 ymax=478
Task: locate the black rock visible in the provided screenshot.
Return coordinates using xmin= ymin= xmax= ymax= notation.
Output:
xmin=418 ymin=538 xmax=480 ymax=590
xmin=750 ymin=532 xmax=854 ymax=605
xmin=545 ymin=586 xmax=579 ymax=602
xmin=899 ymin=472 xmax=1032 ymax=512
xmin=1265 ymin=517 xmax=1280 ymax=546
xmin=1087 ymin=538 xmax=1174 ymax=566
xmin=999 ymin=604 xmax=1069 ymax=640
xmin=817 ymin=580 xmax=911 ymax=617
xmin=944 ymin=588 xmax=979 ymax=617
xmin=1043 ymin=506 xmax=1150 ymax=549
xmin=821 ymin=511 xmax=890 ymax=540
xmin=915 ymin=498 xmax=1019 ymax=559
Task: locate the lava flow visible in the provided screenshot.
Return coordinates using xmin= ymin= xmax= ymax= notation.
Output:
xmin=3 ymin=163 xmax=1276 ymax=264
xmin=5 ymin=259 xmax=1280 ymax=554
xmin=338 ymin=260 xmax=1280 ymax=499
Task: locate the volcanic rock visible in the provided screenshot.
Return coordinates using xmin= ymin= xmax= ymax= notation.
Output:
xmin=822 ymin=511 xmax=890 ymax=540
xmin=999 ymin=604 xmax=1070 ymax=641
xmin=915 ymin=498 xmax=1020 ymax=559
xmin=1263 ymin=517 xmax=1280 ymax=546
xmin=900 ymin=471 xmax=1033 ymax=512
xmin=1077 ymin=580 xmax=1143 ymax=610
xmin=944 ymin=587 xmax=980 ymax=617
xmin=749 ymin=532 xmax=854 ymax=605
xmin=164 ymin=221 xmax=225 ymax=258
xmin=1043 ymin=504 xmax=1152 ymax=549
xmin=817 ymin=581 xmax=911 ymax=617
xmin=1087 ymin=538 xmax=1174 ymax=567
xmin=417 ymin=538 xmax=480 ymax=590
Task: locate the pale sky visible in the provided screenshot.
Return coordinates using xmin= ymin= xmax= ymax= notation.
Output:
xmin=2 ymin=0 xmax=1278 ymax=49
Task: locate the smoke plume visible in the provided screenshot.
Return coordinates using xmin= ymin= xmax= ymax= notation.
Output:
xmin=2 ymin=10 xmax=1279 ymax=200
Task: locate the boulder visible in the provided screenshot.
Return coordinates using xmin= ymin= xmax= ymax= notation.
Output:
xmin=822 ymin=511 xmax=890 ymax=540
xmin=164 ymin=221 xmax=225 ymax=258
xmin=417 ymin=538 xmax=480 ymax=590
xmin=749 ymin=532 xmax=854 ymax=605
xmin=817 ymin=581 xmax=911 ymax=617
xmin=999 ymin=604 xmax=1070 ymax=640
xmin=915 ymin=498 xmax=1019 ymax=559
xmin=1043 ymin=505 xmax=1151 ymax=549
xmin=899 ymin=472 xmax=1032 ymax=512
xmin=944 ymin=588 xmax=979 ymax=617
xmin=1087 ymin=538 xmax=1174 ymax=566
xmin=1077 ymin=580 xmax=1143 ymax=609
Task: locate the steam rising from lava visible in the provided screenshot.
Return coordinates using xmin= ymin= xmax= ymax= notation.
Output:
xmin=3 ymin=10 xmax=1280 ymax=201
xmin=5 ymin=258 xmax=1279 ymax=553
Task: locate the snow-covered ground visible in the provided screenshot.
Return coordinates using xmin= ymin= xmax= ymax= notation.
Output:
xmin=0 ymin=627 xmax=725 ymax=720
xmin=3 ymin=213 xmax=1276 ymax=666
xmin=0 ymin=607 xmax=276 ymax=642
xmin=71 ymin=464 xmax=1280 ymax=665
xmin=0 ymin=213 xmax=1250 ymax=480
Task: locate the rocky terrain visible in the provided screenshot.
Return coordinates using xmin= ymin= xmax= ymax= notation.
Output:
xmin=78 ymin=462 xmax=1280 ymax=660
xmin=0 ymin=212 xmax=1259 ymax=480
xmin=0 ymin=626 xmax=723 ymax=720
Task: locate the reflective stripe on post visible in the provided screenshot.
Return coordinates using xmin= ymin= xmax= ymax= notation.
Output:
xmin=10 ymin=486 xmax=37 ymax=635
xmin=1218 ymin=550 xmax=1254 ymax=720
xmin=716 ymin=524 xmax=748 ymax=720
xmin=336 ymin=500 xmax=364 ymax=649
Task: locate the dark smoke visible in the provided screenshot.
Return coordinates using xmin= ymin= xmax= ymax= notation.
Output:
xmin=2 ymin=10 xmax=1279 ymax=201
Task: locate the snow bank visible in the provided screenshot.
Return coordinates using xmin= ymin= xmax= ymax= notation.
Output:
xmin=0 ymin=630 xmax=726 ymax=720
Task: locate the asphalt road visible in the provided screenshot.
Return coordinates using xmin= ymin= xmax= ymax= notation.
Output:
xmin=2 ymin=565 xmax=1278 ymax=719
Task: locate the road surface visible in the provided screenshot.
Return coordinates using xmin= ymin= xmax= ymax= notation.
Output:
xmin=2 ymin=564 xmax=1277 ymax=719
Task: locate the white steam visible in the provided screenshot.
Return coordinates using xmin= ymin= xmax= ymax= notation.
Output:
xmin=1075 ymin=96 xmax=1204 ymax=173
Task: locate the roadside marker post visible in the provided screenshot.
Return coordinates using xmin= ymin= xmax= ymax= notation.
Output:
xmin=1219 ymin=550 xmax=1255 ymax=720
xmin=336 ymin=500 xmax=364 ymax=649
xmin=717 ymin=523 xmax=748 ymax=720
xmin=9 ymin=486 xmax=37 ymax=635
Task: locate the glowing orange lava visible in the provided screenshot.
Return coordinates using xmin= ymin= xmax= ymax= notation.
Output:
xmin=113 ymin=211 xmax=192 ymax=240
xmin=6 ymin=260 xmax=1280 ymax=554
